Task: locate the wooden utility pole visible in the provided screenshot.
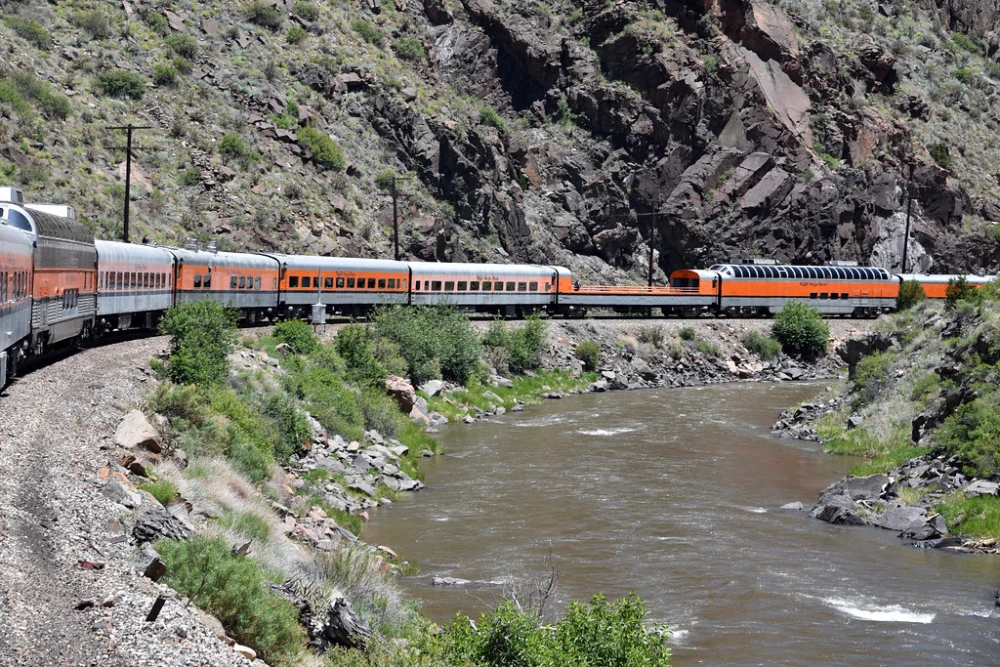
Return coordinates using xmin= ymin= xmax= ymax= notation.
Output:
xmin=107 ymin=124 xmax=153 ymax=243
xmin=902 ymin=162 xmax=914 ymax=274
xmin=635 ymin=212 xmax=658 ymax=287
xmin=391 ymin=175 xmax=400 ymax=261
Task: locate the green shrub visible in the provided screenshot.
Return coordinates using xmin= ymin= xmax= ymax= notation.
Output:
xmin=897 ymin=280 xmax=926 ymax=311
xmin=953 ymin=67 xmax=974 ymax=84
xmin=394 ymin=36 xmax=425 ymax=62
xmin=937 ymin=494 xmax=1000 ymax=539
xmin=172 ymin=55 xmax=193 ymax=75
xmin=296 ymin=126 xmax=345 ymax=171
xmin=138 ymin=477 xmax=178 ymax=506
xmin=482 ymin=316 xmax=548 ymax=375
xmin=274 ymin=319 xmax=320 ymax=355
xmin=158 ymin=301 xmax=238 ymax=387
xmin=695 ymin=338 xmax=720 ymax=356
xmin=263 ymin=393 xmax=310 ymax=463
xmin=433 ymin=594 xmax=670 ymax=666
xmin=678 ymin=326 xmax=696 ymax=341
xmin=144 ymin=10 xmax=169 ymax=35
xmin=637 ymin=326 xmax=665 ymax=349
xmin=335 ymin=325 xmax=388 ymax=386
xmin=4 ymin=16 xmax=52 ymax=50
xmin=741 ymin=330 xmax=781 ymax=360
xmin=945 ymin=275 xmax=976 ymax=310
xmin=246 ymin=1 xmax=283 ymax=30
xmin=218 ymin=133 xmax=259 ymax=164
xmin=286 ymin=24 xmax=307 ymax=44
xmin=930 ymin=142 xmax=951 ymax=169
xmin=292 ymin=0 xmax=319 ymax=20
xmin=179 ymin=167 xmax=201 ymax=186
xmin=165 ymin=33 xmax=199 ymax=58
xmin=479 ymin=106 xmax=507 ymax=133
xmin=152 ymin=62 xmax=177 ymax=86
xmin=951 ymin=31 xmax=982 ymax=54
xmin=772 ymin=301 xmax=829 ymax=358
xmin=373 ymin=305 xmax=482 ymax=386
xmin=1 ymin=72 xmax=71 ymax=119
xmin=96 ymin=70 xmax=146 ymax=100
xmin=351 ymin=19 xmax=384 ymax=47
xmin=935 ymin=392 xmax=1000 ymax=476
xmin=853 ymin=350 xmax=892 ymax=398
xmin=156 ymin=535 xmax=305 ymax=662
xmin=575 ymin=340 xmax=600 ymax=372
xmin=73 ymin=10 xmax=110 ymax=39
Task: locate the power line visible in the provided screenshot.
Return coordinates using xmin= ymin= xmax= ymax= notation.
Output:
xmin=106 ymin=124 xmax=154 ymax=243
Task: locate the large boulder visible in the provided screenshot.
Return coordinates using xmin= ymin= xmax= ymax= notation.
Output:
xmin=818 ymin=474 xmax=890 ymax=503
xmin=809 ymin=494 xmax=865 ymax=525
xmin=385 ymin=375 xmax=416 ymax=413
xmin=876 ymin=506 xmax=927 ymax=531
xmin=114 ymin=410 xmax=162 ymax=453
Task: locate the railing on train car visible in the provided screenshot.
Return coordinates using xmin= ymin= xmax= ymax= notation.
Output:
xmin=573 ymin=285 xmax=702 ymax=294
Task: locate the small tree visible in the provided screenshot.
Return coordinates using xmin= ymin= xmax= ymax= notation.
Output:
xmin=296 ymin=127 xmax=345 ymax=171
xmin=945 ymin=276 xmax=976 ymax=310
xmin=896 ymin=280 xmax=926 ymax=311
xmin=772 ymin=301 xmax=829 ymax=358
xmin=158 ymin=301 xmax=238 ymax=386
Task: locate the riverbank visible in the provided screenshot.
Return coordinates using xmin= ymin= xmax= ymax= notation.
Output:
xmin=771 ymin=296 xmax=1000 ymax=556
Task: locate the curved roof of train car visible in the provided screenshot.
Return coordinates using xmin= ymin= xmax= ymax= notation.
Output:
xmin=165 ymin=247 xmax=278 ymax=270
xmin=897 ymin=273 xmax=993 ymax=284
xmin=262 ymin=253 xmax=410 ymax=273
xmin=406 ymin=262 xmax=557 ymax=278
xmin=711 ymin=264 xmax=893 ymax=280
xmin=0 ymin=221 xmax=34 ymax=252
xmin=671 ymin=269 xmax=721 ymax=279
xmin=8 ymin=206 xmax=95 ymax=244
xmin=95 ymin=240 xmax=176 ymax=265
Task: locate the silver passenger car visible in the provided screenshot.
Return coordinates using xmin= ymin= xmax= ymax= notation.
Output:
xmin=262 ymin=254 xmax=410 ymax=317
xmin=95 ymin=241 xmax=176 ymax=331
xmin=167 ymin=247 xmax=280 ymax=319
xmin=408 ymin=262 xmax=558 ymax=313
xmin=0 ymin=222 xmax=33 ymax=385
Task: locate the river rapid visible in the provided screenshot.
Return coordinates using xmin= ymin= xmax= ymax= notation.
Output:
xmin=364 ymin=382 xmax=1000 ymax=666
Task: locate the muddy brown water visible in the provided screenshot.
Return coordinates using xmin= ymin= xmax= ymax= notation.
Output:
xmin=364 ymin=382 xmax=1000 ymax=666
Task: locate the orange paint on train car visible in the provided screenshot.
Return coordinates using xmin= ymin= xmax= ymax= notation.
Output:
xmin=32 ymin=267 xmax=96 ymax=299
xmin=719 ymin=279 xmax=899 ymax=301
xmin=279 ymin=269 xmax=407 ymax=293
xmin=176 ymin=264 xmax=279 ymax=293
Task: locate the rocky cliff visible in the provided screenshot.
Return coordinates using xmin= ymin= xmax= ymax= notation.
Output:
xmin=3 ymin=0 xmax=1000 ymax=280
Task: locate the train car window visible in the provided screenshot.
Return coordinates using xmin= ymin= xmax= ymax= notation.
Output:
xmin=517 ymin=282 xmax=527 ymax=291
xmin=482 ymin=281 xmax=492 ymax=291
xmin=530 ymin=282 xmax=538 ymax=291
xmin=328 ymin=278 xmax=337 ymax=289
xmin=444 ymin=281 xmax=454 ymax=291
xmin=389 ymin=278 xmax=396 ymax=289
xmin=431 ymin=280 xmax=442 ymax=291
xmin=829 ymin=293 xmax=838 ymax=300
xmin=246 ymin=278 xmax=253 ymax=290
xmin=289 ymin=276 xmax=299 ymax=288
xmin=194 ymin=274 xmax=202 ymax=288
xmin=791 ymin=268 xmax=802 ymax=278
xmin=379 ymin=278 xmax=387 ymax=289
xmin=205 ymin=273 xmax=212 ymax=288
xmin=863 ymin=268 xmax=874 ymax=279
xmin=841 ymin=292 xmax=849 ymax=299
xmin=457 ymin=281 xmax=467 ymax=291
xmin=237 ymin=276 xmax=244 ymax=289
xmin=402 ymin=280 xmax=406 ymax=289
xmin=809 ymin=292 xmax=817 ymax=299
xmin=363 ymin=278 xmax=372 ymax=289
xmin=342 ymin=278 xmax=351 ymax=289
xmin=231 ymin=276 xmax=238 ymax=289
xmin=466 ymin=281 xmax=477 ymax=291
xmin=820 ymin=292 xmax=828 ymax=299
xmin=7 ymin=209 xmax=32 ymax=232
xmin=414 ymin=281 xmax=420 ymax=290
xmin=253 ymin=277 xmax=259 ymax=290
xmin=301 ymin=276 xmax=310 ymax=289
xmin=504 ymin=281 xmax=513 ymax=291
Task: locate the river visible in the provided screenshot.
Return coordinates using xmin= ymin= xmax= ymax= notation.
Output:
xmin=364 ymin=382 xmax=1000 ymax=665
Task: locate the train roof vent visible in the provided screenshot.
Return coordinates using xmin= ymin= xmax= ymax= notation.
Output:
xmin=206 ymin=240 xmax=218 ymax=254
xmin=826 ymin=260 xmax=859 ymax=267
xmin=24 ymin=204 xmax=76 ymax=220
xmin=0 ymin=187 xmax=24 ymax=204
xmin=186 ymin=238 xmax=200 ymax=251
xmin=728 ymin=258 xmax=778 ymax=265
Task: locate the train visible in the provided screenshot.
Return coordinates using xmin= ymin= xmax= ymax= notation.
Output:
xmin=0 ymin=186 xmax=992 ymax=388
